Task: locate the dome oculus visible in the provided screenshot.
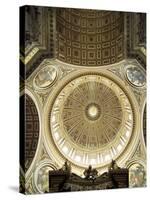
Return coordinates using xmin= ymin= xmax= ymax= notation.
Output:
xmin=50 ymin=74 xmax=133 ymax=168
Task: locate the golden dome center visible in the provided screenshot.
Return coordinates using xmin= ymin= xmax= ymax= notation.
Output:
xmin=85 ymin=103 xmax=101 ymax=121
xmin=88 ymin=105 xmax=98 ymax=117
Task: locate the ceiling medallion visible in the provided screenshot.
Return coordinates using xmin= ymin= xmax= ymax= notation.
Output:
xmin=33 ymin=65 xmax=57 ymax=90
xmin=33 ymin=160 xmax=57 ymax=193
xmin=126 ymin=65 xmax=146 ymax=87
xmin=50 ymin=73 xmax=134 ymax=168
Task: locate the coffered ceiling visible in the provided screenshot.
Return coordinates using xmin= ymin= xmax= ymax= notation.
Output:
xmin=20 ymin=6 xmax=146 ymax=79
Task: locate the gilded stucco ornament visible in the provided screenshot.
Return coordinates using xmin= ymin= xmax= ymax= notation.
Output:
xmin=43 ymin=69 xmax=140 ymax=176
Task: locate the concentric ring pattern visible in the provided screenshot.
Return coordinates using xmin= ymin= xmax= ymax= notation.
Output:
xmin=50 ymin=74 xmax=133 ymax=167
xmin=62 ymin=81 xmax=123 ymax=149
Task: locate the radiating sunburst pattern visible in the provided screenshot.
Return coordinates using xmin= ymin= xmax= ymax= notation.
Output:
xmin=50 ymin=74 xmax=133 ymax=167
xmin=62 ymin=81 xmax=123 ymax=149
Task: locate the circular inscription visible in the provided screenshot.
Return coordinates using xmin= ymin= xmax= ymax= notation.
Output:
xmin=50 ymin=74 xmax=134 ymax=167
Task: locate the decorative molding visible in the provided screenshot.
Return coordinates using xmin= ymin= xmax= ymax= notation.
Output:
xmin=56 ymin=9 xmax=125 ymax=66
xmin=125 ymin=13 xmax=146 ymax=68
xmin=43 ymin=68 xmax=141 ymax=176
